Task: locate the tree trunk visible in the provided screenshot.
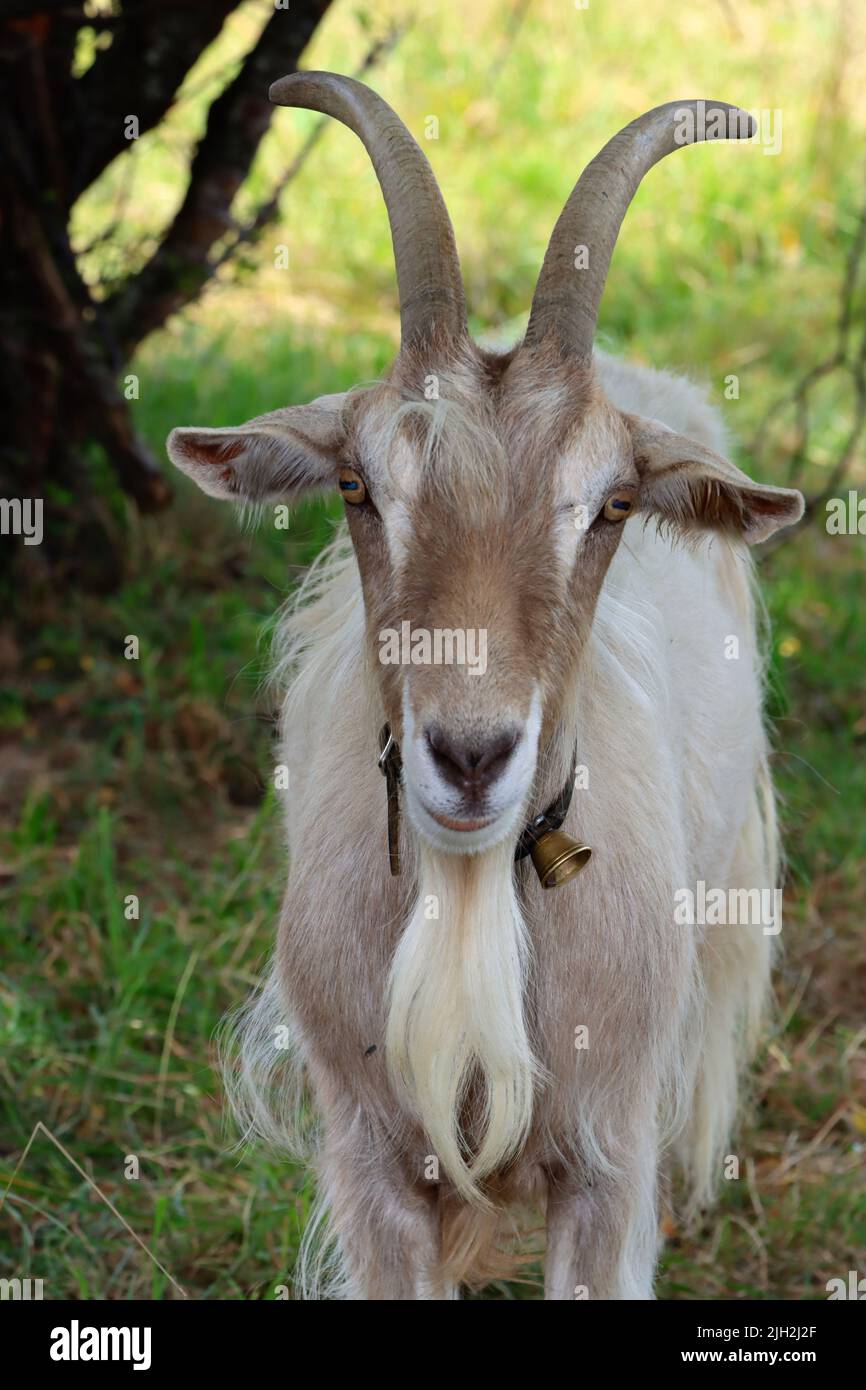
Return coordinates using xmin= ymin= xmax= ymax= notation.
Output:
xmin=0 ymin=2 xmax=331 ymax=600
xmin=0 ymin=13 xmax=171 ymax=596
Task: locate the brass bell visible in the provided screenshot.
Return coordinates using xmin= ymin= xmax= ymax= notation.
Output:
xmin=529 ymin=830 xmax=592 ymax=890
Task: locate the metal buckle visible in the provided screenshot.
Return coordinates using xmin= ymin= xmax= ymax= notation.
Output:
xmin=378 ymin=727 xmax=396 ymax=773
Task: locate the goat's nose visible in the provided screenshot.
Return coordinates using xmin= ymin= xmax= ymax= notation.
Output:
xmin=425 ymin=725 xmax=520 ymax=796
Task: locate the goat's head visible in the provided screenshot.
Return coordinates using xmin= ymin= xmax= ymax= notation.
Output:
xmin=168 ymin=74 xmax=804 ymax=856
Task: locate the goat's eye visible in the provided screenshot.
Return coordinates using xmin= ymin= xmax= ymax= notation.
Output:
xmin=339 ymin=467 xmax=367 ymax=505
xmin=603 ymin=489 xmax=636 ymax=523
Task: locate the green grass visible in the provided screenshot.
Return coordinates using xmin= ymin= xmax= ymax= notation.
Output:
xmin=3 ymin=794 xmax=312 ymax=1299
xmin=2 ymin=0 xmax=865 ymax=1298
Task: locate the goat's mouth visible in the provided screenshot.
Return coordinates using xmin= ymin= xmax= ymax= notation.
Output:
xmin=429 ymin=809 xmax=496 ymax=833
xmin=405 ymin=785 xmax=524 ymax=855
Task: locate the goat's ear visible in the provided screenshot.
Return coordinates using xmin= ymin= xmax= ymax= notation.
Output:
xmin=626 ymin=414 xmax=804 ymax=545
xmin=166 ymin=393 xmax=347 ymax=503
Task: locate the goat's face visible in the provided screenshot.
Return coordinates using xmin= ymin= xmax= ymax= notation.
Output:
xmin=339 ymin=343 xmax=637 ymax=852
xmin=168 ymin=75 xmax=804 ymax=856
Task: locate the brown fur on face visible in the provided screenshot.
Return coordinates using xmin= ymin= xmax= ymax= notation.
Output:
xmin=340 ymin=337 xmax=631 ymax=744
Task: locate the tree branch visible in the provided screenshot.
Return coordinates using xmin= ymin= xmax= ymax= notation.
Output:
xmin=3 ymin=169 xmax=170 ymax=509
xmin=209 ymin=21 xmax=408 ymax=277
xmin=70 ymin=0 xmax=240 ymax=202
xmin=103 ymin=0 xmax=332 ymax=358
xmin=753 ymin=161 xmax=866 ymax=550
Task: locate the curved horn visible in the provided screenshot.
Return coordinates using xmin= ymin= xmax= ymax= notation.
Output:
xmin=525 ymin=100 xmax=756 ymax=356
xmin=269 ymin=71 xmax=466 ymax=348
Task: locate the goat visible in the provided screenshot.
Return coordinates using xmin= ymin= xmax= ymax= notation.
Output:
xmin=167 ymin=74 xmax=804 ymax=1300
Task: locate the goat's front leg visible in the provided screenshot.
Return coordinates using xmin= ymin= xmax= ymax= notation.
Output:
xmin=310 ymin=1105 xmax=450 ymax=1300
xmin=544 ymin=1132 xmax=660 ymax=1301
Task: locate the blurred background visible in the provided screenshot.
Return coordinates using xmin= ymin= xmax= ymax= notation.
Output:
xmin=1 ymin=0 xmax=864 ymax=1299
